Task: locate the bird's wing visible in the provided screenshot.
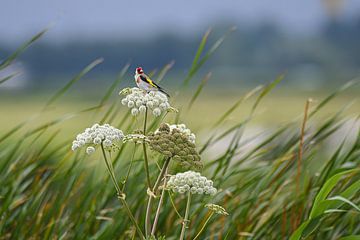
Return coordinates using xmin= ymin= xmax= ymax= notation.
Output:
xmin=140 ymin=74 xmax=159 ymax=88
xmin=139 ymin=75 xmax=153 ymax=85
xmin=140 ymin=74 xmax=170 ymax=97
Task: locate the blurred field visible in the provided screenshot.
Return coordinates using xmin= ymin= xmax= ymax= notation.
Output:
xmin=1 ymin=88 xmax=358 ymax=141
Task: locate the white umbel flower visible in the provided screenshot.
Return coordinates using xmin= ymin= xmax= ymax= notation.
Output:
xmin=119 ymin=87 xmax=175 ymax=117
xmin=86 ymin=146 xmax=96 ymax=155
xmin=131 ymin=108 xmax=139 ymax=116
xmin=153 ymin=108 xmax=161 ymax=117
xmin=71 ymin=123 xmax=124 ymax=153
xmin=139 ymin=105 xmax=147 ymax=113
xmin=167 ymin=171 xmax=217 ymax=196
xmin=123 ymin=134 xmax=149 ymax=144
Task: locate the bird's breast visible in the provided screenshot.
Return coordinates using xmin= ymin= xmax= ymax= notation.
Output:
xmin=135 ymin=75 xmax=140 ymax=84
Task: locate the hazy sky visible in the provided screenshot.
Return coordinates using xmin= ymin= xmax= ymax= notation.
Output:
xmin=1 ymin=0 xmax=360 ymax=45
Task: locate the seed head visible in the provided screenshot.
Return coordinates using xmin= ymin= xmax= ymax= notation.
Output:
xmin=148 ymin=123 xmax=202 ymax=169
xmin=167 ymin=123 xmax=196 ymax=144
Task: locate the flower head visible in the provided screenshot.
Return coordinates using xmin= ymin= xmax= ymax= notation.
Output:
xmin=123 ymin=133 xmax=148 ymax=144
xmin=164 ymin=123 xmax=196 ymax=144
xmin=86 ymin=146 xmax=96 ymax=155
xmin=167 ymin=171 xmax=217 ymax=195
xmin=205 ymin=203 xmax=229 ymax=215
xmin=119 ymin=87 xmax=176 ymax=117
xmin=71 ymin=123 xmax=124 ymax=154
xmin=148 ymin=123 xmax=202 ymax=169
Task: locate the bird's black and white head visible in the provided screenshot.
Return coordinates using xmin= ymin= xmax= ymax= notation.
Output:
xmin=135 ymin=67 xmax=144 ymax=75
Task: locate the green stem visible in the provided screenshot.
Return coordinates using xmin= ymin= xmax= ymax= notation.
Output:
xmin=151 ymin=168 xmax=168 ymax=235
xmin=143 ymin=106 xmax=152 ymax=237
xmin=145 ymin=157 xmax=171 ymax=238
xmin=152 ymin=157 xmax=171 ymax=191
xmin=122 ymin=143 xmax=137 ymax=192
xmin=168 ymin=191 xmax=182 ymax=219
xmin=142 ymin=106 xmax=151 ymax=189
xmin=100 ymin=144 xmax=145 ymax=239
xmin=180 ymin=191 xmax=192 ymax=240
xmin=192 ymin=212 xmax=214 ymax=240
xmin=101 ymin=144 xmax=121 ymax=193
xmin=145 ymin=192 xmax=153 ymax=238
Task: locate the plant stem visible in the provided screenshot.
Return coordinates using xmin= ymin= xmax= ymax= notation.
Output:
xmin=143 ymin=106 xmax=152 ymax=237
xmin=151 ymin=168 xmax=168 ymax=235
xmin=142 ymin=106 xmax=151 ymax=189
xmin=122 ymin=143 xmax=137 ymax=192
xmin=100 ymin=144 xmax=145 ymax=239
xmin=145 ymin=157 xmax=171 ymax=238
xmin=153 ymin=157 xmax=171 ymax=191
xmin=192 ymin=212 xmax=214 ymax=240
xmin=296 ymin=99 xmax=311 ymax=193
xmin=168 ymin=191 xmax=182 ymax=219
xmin=145 ymin=191 xmax=153 ymax=237
xmin=295 ymin=98 xmax=311 ymax=228
xmin=179 ymin=191 xmax=192 ymax=240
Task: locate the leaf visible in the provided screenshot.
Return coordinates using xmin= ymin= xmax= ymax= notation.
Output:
xmin=309 ymin=79 xmax=359 ymax=118
xmin=300 ymin=215 xmax=324 ymax=239
xmin=327 ymin=195 xmax=360 ymax=212
xmin=187 ymin=72 xmax=211 ymax=110
xmin=98 ymin=64 xmax=129 ymax=107
xmin=310 ymin=168 xmax=359 ymax=219
xmin=189 ymin=29 xmax=211 ymax=76
xmin=0 ymin=122 xmax=26 ymax=144
xmin=182 ymin=27 xmax=235 ymax=87
xmin=0 ymin=72 xmax=20 ymax=85
xmin=290 ymin=215 xmax=323 ymax=240
xmin=213 ymin=85 xmax=262 ymax=127
xmin=44 ymin=58 xmax=103 ymax=109
xmin=0 ymin=29 xmax=47 ymax=71
xmin=156 ymin=61 xmax=175 ymax=84
xmin=290 ymin=169 xmax=360 ymax=240
xmin=290 ymin=221 xmax=309 ymax=240
xmin=251 ymin=73 xmax=285 ymax=114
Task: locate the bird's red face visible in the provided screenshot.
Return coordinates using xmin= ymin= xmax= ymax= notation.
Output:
xmin=136 ymin=67 xmax=144 ymax=74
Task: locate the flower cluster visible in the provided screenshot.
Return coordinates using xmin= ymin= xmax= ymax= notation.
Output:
xmin=205 ymin=204 xmax=229 ymax=215
xmin=159 ymin=123 xmax=196 ymax=144
xmin=167 ymin=171 xmax=217 ymax=195
xmin=123 ymin=133 xmax=148 ymax=144
xmin=148 ymin=123 xmax=202 ymax=169
xmin=119 ymin=87 xmax=173 ymax=117
xmin=71 ymin=123 xmax=124 ymax=154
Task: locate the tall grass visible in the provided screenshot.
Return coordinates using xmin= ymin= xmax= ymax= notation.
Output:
xmin=0 ymin=29 xmax=359 ymax=240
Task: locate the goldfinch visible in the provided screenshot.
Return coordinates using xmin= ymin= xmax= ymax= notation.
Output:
xmin=134 ymin=67 xmax=170 ymax=97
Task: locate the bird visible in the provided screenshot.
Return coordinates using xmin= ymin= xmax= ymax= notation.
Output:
xmin=134 ymin=67 xmax=170 ymax=97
